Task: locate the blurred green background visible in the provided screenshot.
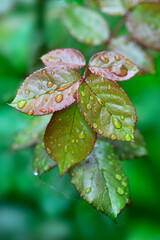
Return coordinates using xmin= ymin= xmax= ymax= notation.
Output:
xmin=0 ymin=0 xmax=160 ymax=239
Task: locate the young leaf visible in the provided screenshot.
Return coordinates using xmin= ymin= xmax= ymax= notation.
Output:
xmin=78 ymin=75 xmax=136 ymax=142
xmin=70 ymin=139 xmax=130 ymax=220
xmin=109 ymin=36 xmax=155 ymax=74
xmin=63 ymin=6 xmax=110 ymax=45
xmin=9 ymin=66 xmax=81 ymax=116
xmin=44 ymin=102 xmax=97 ymax=176
xmin=11 ymin=115 xmax=51 ymax=150
xmin=108 ymin=130 xmax=147 ymax=160
xmin=96 ymin=0 xmax=142 ymax=16
xmin=41 ymin=48 xmax=86 ymax=69
xmin=32 ymin=138 xmax=57 ymax=176
xmin=126 ymin=2 xmax=160 ymax=50
xmin=89 ymin=51 xmax=139 ymax=81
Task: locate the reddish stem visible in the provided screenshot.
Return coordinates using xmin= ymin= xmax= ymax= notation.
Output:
xmin=82 ymin=66 xmax=89 ymax=81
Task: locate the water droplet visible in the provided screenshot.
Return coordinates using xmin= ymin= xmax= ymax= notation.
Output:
xmin=116 ymin=174 xmax=122 ymax=181
xmin=114 ymin=55 xmax=121 ymax=61
xmin=100 ymin=77 xmax=104 ymax=83
xmin=96 ymin=84 xmax=100 ymax=88
xmin=97 ymin=97 xmax=105 ymax=106
xmin=71 ymin=139 xmax=75 ymax=143
xmin=122 ymin=181 xmax=127 ymax=187
xmin=90 ymin=96 xmax=94 ymax=101
xmin=57 ymin=83 xmax=73 ymax=91
xmin=112 ymin=117 xmax=122 ymax=129
xmin=112 ymin=65 xmax=128 ymax=77
xmin=76 ymin=139 xmax=78 ymax=143
xmin=34 ymin=169 xmax=38 ymax=176
xmin=61 ymin=67 xmax=64 ymax=70
xmin=40 ymin=79 xmax=43 ymax=82
xmin=81 ymin=91 xmax=85 ymax=97
xmin=28 ymin=109 xmax=34 ymax=115
xmin=38 ymin=86 xmax=42 ymax=90
xmin=87 ymin=103 xmax=92 ymax=110
xmin=78 ymin=131 xmax=86 ymax=139
xmin=108 ymin=85 xmax=112 ymax=90
xmin=46 ymin=147 xmax=51 ymax=154
xmin=64 ymin=145 xmax=68 ymax=153
xmin=85 ymin=187 xmax=91 ymax=194
xmin=100 ymin=56 xmax=109 ymax=63
xmin=47 ymin=81 xmax=53 ymax=88
xmin=55 ymin=94 xmax=63 ymax=103
xmin=122 ymin=107 xmax=126 ymax=111
xmin=131 ymin=115 xmax=134 ymax=120
xmin=81 ymin=100 xmax=84 ymax=104
xmin=84 ymin=112 xmax=87 ymax=117
xmin=41 ymin=69 xmax=47 ymax=75
xmin=93 ymin=123 xmax=97 ymax=129
xmin=131 ymin=128 xmax=134 ymax=134
xmin=98 ymin=129 xmax=103 ymax=134
xmin=25 ymin=89 xmax=30 ymax=94
xmin=120 ymin=115 xmax=125 ymax=120
xmin=17 ymin=100 xmax=27 ymax=109
xmin=51 ymin=71 xmax=55 ymax=75
xmin=24 ymin=83 xmax=28 ymax=87
xmin=124 ymin=133 xmax=132 ymax=142
xmin=111 ymin=134 xmax=116 ymax=140
xmin=117 ymin=187 xmax=124 ymax=195
xmin=19 ymin=91 xmax=22 ymax=95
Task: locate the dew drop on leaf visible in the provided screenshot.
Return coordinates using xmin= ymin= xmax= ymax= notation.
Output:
xmin=120 ymin=115 xmax=125 ymax=120
xmin=47 ymin=81 xmax=54 ymax=88
xmin=41 ymin=70 xmax=47 ymax=75
xmin=111 ymin=134 xmax=116 ymax=140
xmin=114 ymin=55 xmax=121 ymax=61
xmin=46 ymin=147 xmax=51 ymax=154
xmin=117 ymin=187 xmax=124 ymax=195
xmin=25 ymin=89 xmax=30 ymax=94
xmin=111 ymin=65 xmax=128 ymax=77
xmin=122 ymin=181 xmax=127 ymax=187
xmin=99 ymin=56 xmax=109 ymax=63
xmin=33 ymin=169 xmax=39 ymax=176
xmin=115 ymin=174 xmax=122 ymax=181
xmin=93 ymin=123 xmax=98 ymax=129
xmin=112 ymin=117 xmax=122 ymax=129
xmin=55 ymin=94 xmax=63 ymax=103
xmin=85 ymin=187 xmax=91 ymax=194
xmin=64 ymin=145 xmax=68 ymax=153
xmin=78 ymin=131 xmax=86 ymax=139
xmin=87 ymin=103 xmax=92 ymax=110
xmin=96 ymin=97 xmax=105 ymax=106
xmin=17 ymin=100 xmax=27 ymax=109
xmin=57 ymin=83 xmax=73 ymax=91
xmin=28 ymin=109 xmax=34 ymax=115
xmin=108 ymin=85 xmax=112 ymax=90
xmin=124 ymin=133 xmax=132 ymax=142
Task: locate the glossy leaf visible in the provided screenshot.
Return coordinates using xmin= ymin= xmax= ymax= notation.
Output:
xmin=89 ymin=51 xmax=139 ymax=81
xmin=63 ymin=6 xmax=110 ymax=45
xmin=108 ymin=130 xmax=147 ymax=160
xmin=44 ymin=102 xmax=96 ymax=176
xmin=70 ymin=139 xmax=130 ymax=220
xmin=126 ymin=2 xmax=160 ymax=50
xmin=41 ymin=48 xmax=86 ymax=68
xmin=78 ymin=75 xmax=136 ymax=142
xmin=97 ymin=0 xmax=142 ymax=16
xmin=9 ymin=66 xmax=81 ymax=116
xmin=109 ymin=36 xmax=155 ymax=74
xmin=32 ymin=138 xmax=56 ymax=176
xmin=11 ymin=115 xmax=51 ymax=150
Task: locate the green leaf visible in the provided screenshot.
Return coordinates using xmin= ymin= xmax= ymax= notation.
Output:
xmin=108 ymin=130 xmax=148 ymax=160
xmin=70 ymin=139 xmax=130 ymax=220
xmin=12 ymin=115 xmax=51 ymax=150
xmin=96 ymin=0 xmax=142 ymax=16
xmin=126 ymin=2 xmax=160 ymax=50
xmin=63 ymin=6 xmax=110 ymax=45
xmin=32 ymin=138 xmax=56 ymax=176
xmin=9 ymin=66 xmax=81 ymax=116
xmin=41 ymin=48 xmax=86 ymax=68
xmin=109 ymin=36 xmax=155 ymax=74
xmin=78 ymin=75 xmax=136 ymax=142
xmin=89 ymin=51 xmax=139 ymax=81
xmin=44 ymin=102 xmax=97 ymax=176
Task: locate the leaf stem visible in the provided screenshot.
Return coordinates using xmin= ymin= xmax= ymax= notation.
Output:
xmin=82 ymin=66 xmax=89 ymax=81
xmin=102 ymin=15 xmax=126 ymax=50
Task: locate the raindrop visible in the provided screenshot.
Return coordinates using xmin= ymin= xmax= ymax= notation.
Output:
xmin=47 ymin=81 xmax=53 ymax=88
xmin=124 ymin=133 xmax=132 ymax=142
xmin=41 ymin=69 xmax=47 ymax=75
xmin=55 ymin=94 xmax=63 ymax=103
xmin=28 ymin=109 xmax=34 ymax=115
xmin=33 ymin=169 xmax=39 ymax=176
xmin=114 ymin=55 xmax=121 ymax=61
xmin=100 ymin=77 xmax=104 ymax=83
xmin=117 ymin=187 xmax=124 ymax=195
xmin=71 ymin=139 xmax=75 ymax=143
xmin=84 ymin=112 xmax=87 ymax=117
xmin=99 ymin=56 xmax=109 ymax=63
xmin=97 ymin=97 xmax=105 ymax=106
xmin=122 ymin=107 xmax=126 ymax=111
xmin=112 ymin=65 xmax=128 ymax=77
xmin=51 ymin=71 xmax=55 ymax=75
xmin=25 ymin=89 xmax=30 ymax=95
xmin=87 ymin=103 xmax=92 ymax=110
xmin=78 ymin=131 xmax=86 ymax=139
xmin=108 ymin=85 xmax=112 ymax=90
xmin=90 ymin=96 xmax=94 ymax=101
xmin=122 ymin=181 xmax=127 ymax=187
xmin=46 ymin=147 xmax=51 ymax=154
xmin=111 ymin=134 xmax=116 ymax=140
xmin=64 ymin=145 xmax=68 ymax=153
xmin=96 ymin=84 xmax=100 ymax=89
xmin=81 ymin=91 xmax=85 ymax=97
xmin=17 ymin=100 xmax=27 ymax=109
xmin=85 ymin=187 xmax=91 ymax=194
xmin=93 ymin=123 xmax=97 ymax=129
xmin=57 ymin=83 xmax=73 ymax=91
xmin=116 ymin=174 xmax=122 ymax=181
xmin=112 ymin=117 xmax=122 ymax=129
xmin=98 ymin=129 xmax=103 ymax=134
xmin=120 ymin=115 xmax=125 ymax=120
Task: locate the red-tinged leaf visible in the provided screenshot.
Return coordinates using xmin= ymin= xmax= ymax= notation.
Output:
xmin=89 ymin=51 xmax=139 ymax=81
xmin=78 ymin=75 xmax=136 ymax=142
xmin=63 ymin=6 xmax=110 ymax=45
xmin=44 ymin=102 xmax=97 ymax=176
xmin=126 ymin=2 xmax=160 ymax=50
xmin=9 ymin=66 xmax=81 ymax=116
xmin=109 ymin=36 xmax=155 ymax=74
xmin=41 ymin=48 xmax=86 ymax=69
xmin=70 ymin=139 xmax=130 ymax=220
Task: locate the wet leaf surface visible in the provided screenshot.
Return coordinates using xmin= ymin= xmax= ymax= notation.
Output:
xmin=70 ymin=139 xmax=130 ymax=220
xmin=78 ymin=75 xmax=136 ymax=142
xmin=126 ymin=2 xmax=160 ymax=50
xmin=10 ymin=66 xmax=81 ymax=116
xmin=109 ymin=36 xmax=155 ymax=74
xmin=44 ymin=102 xmax=96 ymax=176
xmin=89 ymin=51 xmax=139 ymax=81
xmin=41 ymin=48 xmax=86 ymax=68
xmin=63 ymin=6 xmax=110 ymax=45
